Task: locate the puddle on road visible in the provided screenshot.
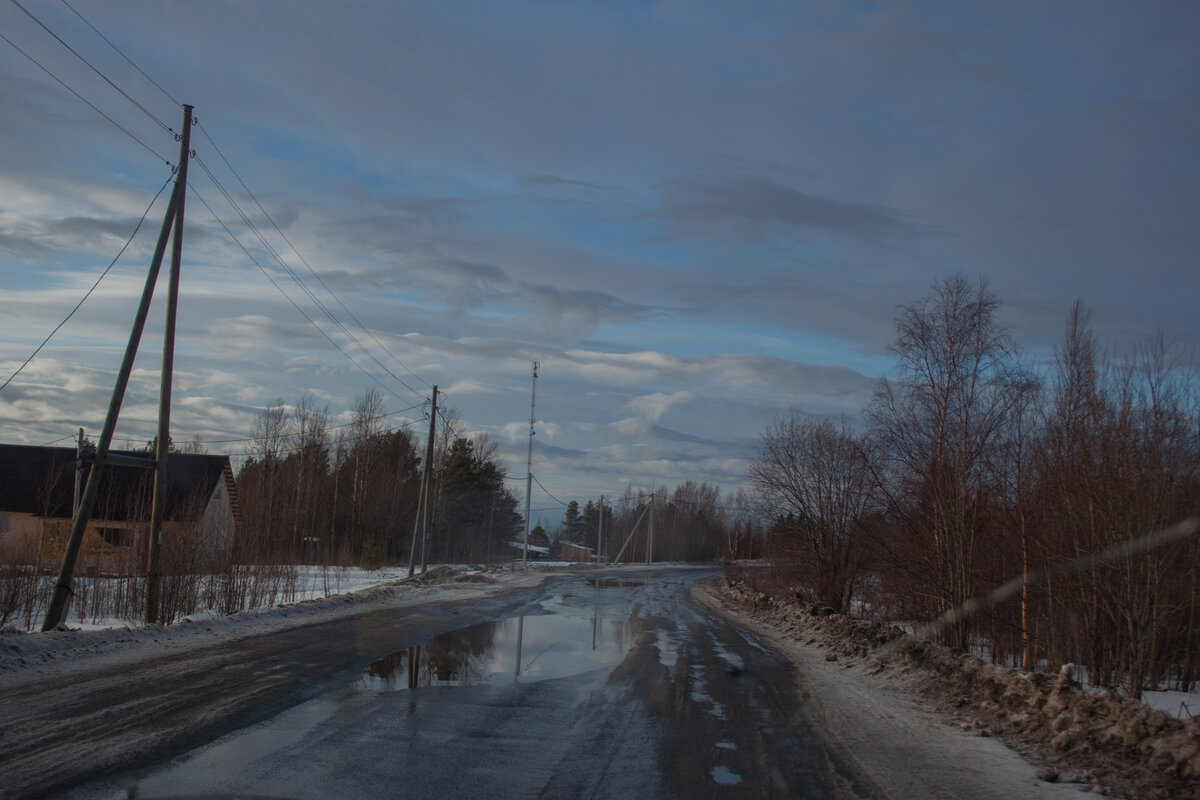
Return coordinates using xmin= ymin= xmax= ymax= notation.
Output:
xmin=358 ymin=612 xmax=633 ymax=691
xmin=587 ymin=577 xmax=647 ymax=589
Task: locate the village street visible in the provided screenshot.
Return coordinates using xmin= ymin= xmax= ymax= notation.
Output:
xmin=2 ymin=566 xmax=1083 ymax=799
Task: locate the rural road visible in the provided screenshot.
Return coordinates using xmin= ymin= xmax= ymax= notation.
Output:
xmin=3 ymin=566 xmax=1080 ymax=799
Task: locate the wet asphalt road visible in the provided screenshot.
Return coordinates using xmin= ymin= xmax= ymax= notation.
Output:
xmin=18 ymin=567 xmax=854 ymax=799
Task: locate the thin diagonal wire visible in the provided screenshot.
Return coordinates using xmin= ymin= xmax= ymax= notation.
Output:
xmin=8 ymin=0 xmax=172 ymax=133
xmin=531 ymin=473 xmax=569 ymax=507
xmin=196 ymin=123 xmax=432 ymax=391
xmin=17 ymin=0 xmax=430 ymax=397
xmin=0 ymin=29 xmax=171 ymax=166
xmin=0 ymin=172 xmax=175 ymax=393
xmin=192 ymin=155 xmax=425 ymax=398
xmin=59 ymin=0 xmax=179 ymax=107
xmin=188 ymin=185 xmax=412 ymax=406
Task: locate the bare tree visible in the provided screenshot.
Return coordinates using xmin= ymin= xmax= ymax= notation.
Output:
xmin=1034 ymin=304 xmax=1199 ymax=696
xmin=287 ymin=393 xmax=331 ymax=556
xmin=867 ymin=275 xmax=1031 ymax=648
xmin=750 ymin=412 xmax=876 ymax=611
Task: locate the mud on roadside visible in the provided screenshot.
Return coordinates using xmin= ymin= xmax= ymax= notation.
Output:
xmin=708 ymin=577 xmax=1200 ymax=800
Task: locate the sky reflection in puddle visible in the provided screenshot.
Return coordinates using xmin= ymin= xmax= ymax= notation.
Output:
xmin=358 ymin=612 xmax=633 ymax=691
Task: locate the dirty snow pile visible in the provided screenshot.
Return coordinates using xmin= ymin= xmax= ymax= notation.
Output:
xmin=718 ymin=579 xmax=1200 ymax=800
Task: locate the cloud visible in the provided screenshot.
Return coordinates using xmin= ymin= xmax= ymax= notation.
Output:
xmin=628 ymin=390 xmax=693 ymax=423
xmin=656 ymin=175 xmax=921 ymax=244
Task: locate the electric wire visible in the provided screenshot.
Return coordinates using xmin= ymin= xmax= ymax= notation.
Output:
xmin=4 ymin=4 xmax=449 ymax=453
xmin=195 ymin=122 xmax=430 ymax=391
xmin=8 ymin=1 xmax=436 ymax=405
xmin=198 ymin=401 xmax=427 ymax=446
xmin=0 ymin=28 xmax=171 ymax=167
xmin=38 ymin=433 xmax=78 ymax=446
xmin=531 ymin=473 xmax=569 ymax=507
xmin=8 ymin=0 xmax=172 ymax=133
xmin=193 ymin=153 xmax=423 ymax=397
xmin=31 ymin=403 xmax=428 ymax=459
xmin=59 ymin=0 xmax=179 ymax=107
xmin=192 ymin=155 xmax=426 ymax=399
xmin=0 ymin=172 xmax=175 ymax=393
xmin=188 ymin=184 xmax=415 ymax=407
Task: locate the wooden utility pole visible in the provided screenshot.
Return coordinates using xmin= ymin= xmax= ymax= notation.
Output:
xmin=146 ymin=104 xmax=192 ymax=624
xmin=646 ymin=491 xmax=655 ymax=564
xmin=522 ymin=362 xmax=539 ymax=567
xmin=596 ymin=495 xmax=604 ymax=562
xmin=41 ymin=105 xmax=193 ymax=631
xmin=73 ymin=428 xmax=85 ymax=517
xmin=415 ymin=388 xmax=439 ymax=575
xmin=611 ymin=502 xmax=650 ymax=565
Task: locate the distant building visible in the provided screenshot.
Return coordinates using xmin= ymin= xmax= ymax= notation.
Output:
xmin=0 ymin=443 xmax=240 ymax=572
xmin=507 ymin=541 xmax=551 ymax=560
xmin=559 ymin=541 xmax=594 ymax=563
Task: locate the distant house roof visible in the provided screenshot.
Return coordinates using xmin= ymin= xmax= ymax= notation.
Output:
xmin=507 ymin=541 xmax=551 ymax=556
xmin=0 ymin=443 xmax=235 ymax=523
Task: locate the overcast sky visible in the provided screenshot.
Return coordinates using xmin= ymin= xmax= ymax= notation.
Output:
xmin=1 ymin=1 xmax=1197 ymax=517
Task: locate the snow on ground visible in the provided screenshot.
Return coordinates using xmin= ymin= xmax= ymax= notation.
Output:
xmin=1142 ymin=689 xmax=1199 ymax=721
xmin=0 ymin=563 xmax=548 ymax=691
xmin=8 ymin=564 xmax=495 ymax=634
xmin=0 ymin=561 xmax=642 ymax=691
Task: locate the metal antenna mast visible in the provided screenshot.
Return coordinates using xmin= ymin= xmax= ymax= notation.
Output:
xmin=522 ymin=361 xmax=539 ymax=566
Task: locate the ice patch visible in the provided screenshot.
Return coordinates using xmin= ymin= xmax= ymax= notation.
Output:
xmin=710 ymin=765 xmax=742 ymax=785
xmin=688 ymin=664 xmax=727 ymax=720
xmin=655 ymin=630 xmax=678 ymax=668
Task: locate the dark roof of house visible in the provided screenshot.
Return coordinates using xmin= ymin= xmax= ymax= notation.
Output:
xmin=0 ymin=443 xmax=232 ymax=523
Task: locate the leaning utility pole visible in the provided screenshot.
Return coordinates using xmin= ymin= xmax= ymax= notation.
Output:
xmin=42 ymin=105 xmax=194 ymax=631
xmin=521 ymin=362 xmax=539 ymax=567
xmin=146 ymin=105 xmax=192 ymax=624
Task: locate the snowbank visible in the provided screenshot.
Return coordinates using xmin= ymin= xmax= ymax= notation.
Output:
xmin=717 ymin=579 xmax=1200 ymax=800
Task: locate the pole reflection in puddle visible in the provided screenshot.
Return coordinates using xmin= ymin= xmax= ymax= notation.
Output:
xmin=359 ymin=610 xmax=633 ymax=691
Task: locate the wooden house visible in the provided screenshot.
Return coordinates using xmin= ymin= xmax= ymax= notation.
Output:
xmin=560 ymin=541 xmax=594 ymax=563
xmin=0 ymin=443 xmax=240 ymax=573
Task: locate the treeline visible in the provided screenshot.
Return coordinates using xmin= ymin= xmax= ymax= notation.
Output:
xmin=749 ymin=276 xmax=1200 ymax=697
xmin=554 ymin=482 xmax=764 ymax=562
xmin=236 ymin=389 xmax=521 ymax=567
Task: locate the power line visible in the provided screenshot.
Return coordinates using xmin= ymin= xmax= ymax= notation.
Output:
xmin=188 ymin=184 xmax=416 ymax=407
xmin=195 ymin=122 xmax=431 ymax=391
xmin=8 ymin=0 xmax=172 ymax=133
xmin=3 ymin=2 xmax=449 ymax=445
xmin=0 ymin=172 xmax=175 ymax=393
xmin=199 ymin=400 xmax=427 ymax=446
xmin=191 ymin=155 xmax=426 ymax=400
xmin=38 ymin=433 xmax=78 ymax=446
xmin=59 ymin=0 xmax=179 ymax=108
xmin=0 ymin=28 xmax=171 ymax=166
xmin=29 ymin=402 xmax=428 ymax=459
xmin=4 ymin=1 xmax=428 ymax=405
xmin=531 ymin=473 xmax=569 ymax=507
